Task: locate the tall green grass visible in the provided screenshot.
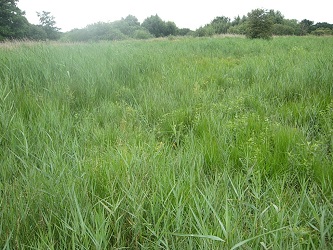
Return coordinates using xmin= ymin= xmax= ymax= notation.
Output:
xmin=0 ymin=37 xmax=332 ymax=249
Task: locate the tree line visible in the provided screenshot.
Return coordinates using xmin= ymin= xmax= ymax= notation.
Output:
xmin=0 ymin=0 xmax=60 ymax=41
xmin=1 ymin=0 xmax=333 ymax=42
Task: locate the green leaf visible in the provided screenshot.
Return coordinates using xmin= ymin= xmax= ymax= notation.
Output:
xmin=170 ymin=233 xmax=225 ymax=242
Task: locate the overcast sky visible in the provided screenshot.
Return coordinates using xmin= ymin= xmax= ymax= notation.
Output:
xmin=17 ymin=0 xmax=333 ymax=32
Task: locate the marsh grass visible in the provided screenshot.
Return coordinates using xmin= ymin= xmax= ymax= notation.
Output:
xmin=0 ymin=37 xmax=332 ymax=249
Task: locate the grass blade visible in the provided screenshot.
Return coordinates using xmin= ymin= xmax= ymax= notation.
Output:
xmin=170 ymin=233 xmax=225 ymax=242
xmin=230 ymin=227 xmax=288 ymax=250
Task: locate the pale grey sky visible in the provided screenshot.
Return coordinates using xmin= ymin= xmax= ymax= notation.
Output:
xmin=17 ymin=0 xmax=333 ymax=32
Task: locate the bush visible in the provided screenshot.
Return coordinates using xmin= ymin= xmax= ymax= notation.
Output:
xmin=133 ymin=29 xmax=154 ymax=39
xmin=311 ymin=28 xmax=333 ymax=36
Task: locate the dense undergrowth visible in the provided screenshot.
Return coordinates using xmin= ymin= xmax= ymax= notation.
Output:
xmin=0 ymin=37 xmax=332 ymax=249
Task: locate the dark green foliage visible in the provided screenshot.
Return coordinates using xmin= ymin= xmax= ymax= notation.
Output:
xmin=178 ymin=28 xmax=193 ymax=36
xmin=0 ymin=1 xmax=59 ymax=41
xmin=268 ymin=10 xmax=284 ymax=24
xmin=27 ymin=24 xmax=47 ymax=40
xmin=202 ymin=9 xmax=330 ymax=37
xmin=141 ymin=14 xmax=178 ymax=37
xmin=312 ymin=22 xmax=333 ymax=31
xmin=300 ymin=19 xmax=314 ymax=34
xmin=282 ymin=19 xmax=303 ymax=35
xmin=309 ymin=22 xmax=333 ymax=36
xmin=193 ymin=16 xmax=232 ymax=36
xmin=272 ymin=24 xmax=295 ymax=35
xmin=227 ymin=22 xmax=247 ymax=34
xmin=165 ymin=21 xmax=178 ymax=36
xmin=0 ymin=0 xmax=30 ymax=40
xmin=231 ymin=15 xmax=245 ymax=26
xmin=112 ymin=15 xmax=141 ymax=36
xmin=141 ymin=15 xmax=165 ymax=37
xmin=228 ymin=16 xmax=248 ymax=35
xmin=210 ymin=16 xmax=231 ymax=34
xmin=246 ymin=8 xmax=273 ymax=39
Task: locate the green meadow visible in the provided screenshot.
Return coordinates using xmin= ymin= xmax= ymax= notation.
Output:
xmin=0 ymin=36 xmax=332 ymax=249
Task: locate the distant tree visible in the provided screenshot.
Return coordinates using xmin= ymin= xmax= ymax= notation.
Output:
xmin=246 ymin=9 xmax=273 ymax=39
xmin=0 ymin=0 xmax=30 ymax=40
xmin=104 ymin=28 xmax=128 ymax=40
xmin=62 ymin=28 xmax=92 ymax=42
xmin=231 ymin=15 xmax=242 ymax=26
xmin=84 ymin=22 xmax=127 ymax=41
xmin=123 ymin=15 xmax=140 ymax=27
xmin=299 ymin=19 xmax=314 ymax=34
xmin=141 ymin=15 xmax=166 ymax=37
xmin=37 ymin=11 xmax=60 ymax=40
xmin=268 ymin=10 xmax=284 ymax=24
xmin=312 ymin=22 xmax=333 ymax=31
xmin=63 ymin=16 xmax=143 ymax=42
xmin=27 ymin=24 xmax=47 ymax=40
xmin=113 ymin=15 xmax=141 ymax=36
xmin=272 ymin=24 xmax=295 ymax=35
xmin=283 ymin=19 xmax=303 ymax=36
xmin=227 ymin=22 xmax=247 ymax=35
xmin=164 ymin=21 xmax=178 ymax=36
xmin=178 ymin=28 xmax=192 ymax=36
xmin=228 ymin=15 xmax=248 ymax=35
xmin=211 ymin=16 xmax=231 ymax=34
xmin=80 ymin=22 xmax=108 ymax=41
